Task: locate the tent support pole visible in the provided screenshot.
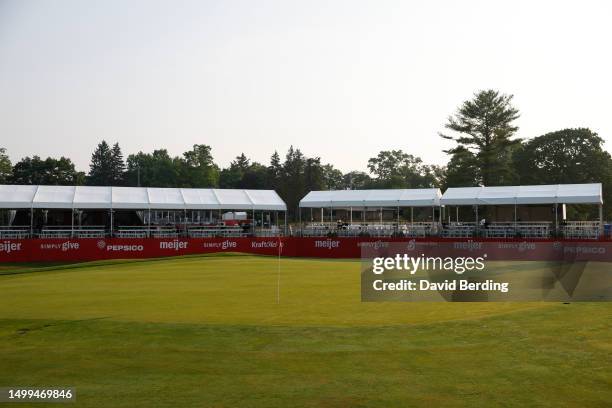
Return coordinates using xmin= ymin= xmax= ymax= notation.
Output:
xmin=554 ymin=203 xmax=558 ymax=233
xmin=30 ymin=208 xmax=33 ymax=238
xmin=110 ymin=209 xmax=113 ymax=238
xmin=350 ymin=207 xmax=353 ymax=224
xmin=411 ymin=207 xmax=414 ymax=224
xmin=285 ymin=210 xmax=288 ymax=237
xmin=71 ymin=208 xmax=74 ymax=238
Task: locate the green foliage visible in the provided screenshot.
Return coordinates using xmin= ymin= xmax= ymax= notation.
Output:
xmin=125 ymin=150 xmax=178 ymax=187
xmin=0 ymin=148 xmax=12 ymax=183
xmin=87 ymin=141 xmax=125 ymax=185
xmin=322 ymin=164 xmax=344 ymax=190
xmin=514 ymin=128 xmax=612 ymax=218
xmin=367 ymin=150 xmax=442 ymax=188
xmin=179 ymin=144 xmax=219 ymax=187
xmin=266 ymin=151 xmax=283 ymax=190
xmin=342 ymin=171 xmax=372 ymax=189
xmin=279 ymin=146 xmax=306 ymax=217
xmin=443 ymin=146 xmax=478 ymax=189
xmin=441 ymin=89 xmax=521 ymax=186
xmin=219 ymin=153 xmax=267 ymax=189
xmin=11 ymin=155 xmax=83 ymax=185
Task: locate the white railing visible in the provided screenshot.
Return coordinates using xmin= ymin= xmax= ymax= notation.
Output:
xmin=255 ymin=227 xmax=282 ymax=237
xmin=39 ymin=229 xmax=72 ymax=238
xmin=301 ymin=222 xmax=438 ymax=237
xmin=0 ymin=226 xmax=30 ymax=239
xmin=442 ymin=222 xmax=476 ymax=238
xmin=562 ymin=221 xmax=600 ymax=239
xmin=187 ymin=226 xmax=246 ymax=238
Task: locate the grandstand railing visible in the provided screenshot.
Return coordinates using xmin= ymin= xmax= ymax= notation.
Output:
xmin=562 ymin=221 xmax=600 ymax=240
xmin=301 ymin=222 xmax=438 ymax=237
xmin=187 ymin=226 xmax=246 ymax=238
xmin=0 ymin=226 xmax=31 ymax=239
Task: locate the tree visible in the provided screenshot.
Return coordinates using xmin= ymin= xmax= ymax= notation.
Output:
xmin=11 ymin=156 xmax=83 ymax=185
xmin=367 ymin=150 xmax=439 ymax=188
xmin=266 ymin=151 xmax=283 ymax=190
xmin=322 ymin=164 xmax=344 ymax=190
xmin=514 ymin=128 xmax=612 ymax=219
xmin=125 ymin=150 xmax=178 ymax=187
xmin=0 ymin=148 xmax=12 ymax=183
xmin=443 ymin=146 xmax=478 ymax=189
xmin=110 ymin=143 xmax=126 ymax=185
xmin=304 ymin=158 xmax=324 ymax=192
xmin=240 ymin=162 xmax=268 ymax=189
xmin=279 ymin=146 xmax=306 ymax=218
xmin=179 ymin=144 xmax=219 ymax=187
xmin=87 ymin=141 xmax=114 ymax=185
xmin=441 ymin=89 xmax=521 ymax=186
xmin=219 ymin=153 xmax=249 ymax=188
xmin=342 ymin=171 xmax=372 ymax=190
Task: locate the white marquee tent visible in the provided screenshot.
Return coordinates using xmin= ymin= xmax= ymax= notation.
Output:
xmin=0 ymin=185 xmax=287 ymax=211
xmin=440 ymin=183 xmax=603 ymax=206
xmin=299 ymin=188 xmax=442 ymax=208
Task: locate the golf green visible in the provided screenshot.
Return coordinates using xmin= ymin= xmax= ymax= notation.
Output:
xmin=0 ymin=255 xmax=610 ymax=407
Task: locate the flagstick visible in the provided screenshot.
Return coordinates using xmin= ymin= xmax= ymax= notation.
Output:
xmin=276 ymin=236 xmax=281 ymax=304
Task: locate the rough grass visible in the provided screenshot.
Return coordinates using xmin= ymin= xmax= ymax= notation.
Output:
xmin=0 ymin=255 xmax=610 ymax=407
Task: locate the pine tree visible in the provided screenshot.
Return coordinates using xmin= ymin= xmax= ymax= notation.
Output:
xmin=267 ymin=151 xmax=282 ymax=189
xmin=110 ymin=143 xmax=125 ymax=185
xmin=87 ymin=141 xmax=113 ymax=185
xmin=440 ymin=90 xmax=520 ymax=186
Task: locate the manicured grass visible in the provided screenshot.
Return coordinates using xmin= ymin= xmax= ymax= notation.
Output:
xmin=0 ymin=255 xmax=610 ymax=407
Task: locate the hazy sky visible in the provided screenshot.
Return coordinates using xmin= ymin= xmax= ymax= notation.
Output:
xmin=1 ymin=0 xmax=611 ymax=173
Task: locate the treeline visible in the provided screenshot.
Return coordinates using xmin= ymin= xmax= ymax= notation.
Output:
xmin=1 ymin=90 xmax=610 ymax=218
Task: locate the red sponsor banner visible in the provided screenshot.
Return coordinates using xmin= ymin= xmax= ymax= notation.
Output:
xmin=0 ymin=237 xmax=610 ymax=263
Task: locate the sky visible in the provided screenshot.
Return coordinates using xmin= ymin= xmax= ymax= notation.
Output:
xmin=0 ymin=0 xmax=611 ymax=173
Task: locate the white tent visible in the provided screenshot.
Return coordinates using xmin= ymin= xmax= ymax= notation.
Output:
xmin=440 ymin=183 xmax=603 ymax=206
xmin=299 ymin=188 xmax=442 ymax=208
xmin=0 ymin=185 xmax=287 ymax=211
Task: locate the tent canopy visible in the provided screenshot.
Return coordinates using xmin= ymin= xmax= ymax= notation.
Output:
xmin=299 ymin=188 xmax=442 ymax=208
xmin=0 ymin=185 xmax=287 ymax=211
xmin=440 ymin=183 xmax=603 ymax=206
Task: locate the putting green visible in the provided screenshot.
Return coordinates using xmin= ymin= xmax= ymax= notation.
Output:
xmin=0 ymin=255 xmax=610 ymax=407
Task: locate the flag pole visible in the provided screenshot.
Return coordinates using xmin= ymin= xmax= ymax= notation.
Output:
xmin=277 ymin=235 xmax=282 ymax=304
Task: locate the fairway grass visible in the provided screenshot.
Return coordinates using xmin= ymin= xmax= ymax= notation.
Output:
xmin=0 ymin=255 xmax=610 ymax=407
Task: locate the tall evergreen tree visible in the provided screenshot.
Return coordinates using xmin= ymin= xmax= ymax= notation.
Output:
xmin=304 ymin=157 xmax=324 ymax=192
xmin=110 ymin=143 xmax=126 ymax=185
xmin=87 ymin=141 xmax=113 ymax=185
xmin=441 ymin=90 xmax=520 ymax=186
xmin=280 ymin=146 xmax=306 ymax=218
xmin=267 ymin=151 xmax=283 ymax=190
